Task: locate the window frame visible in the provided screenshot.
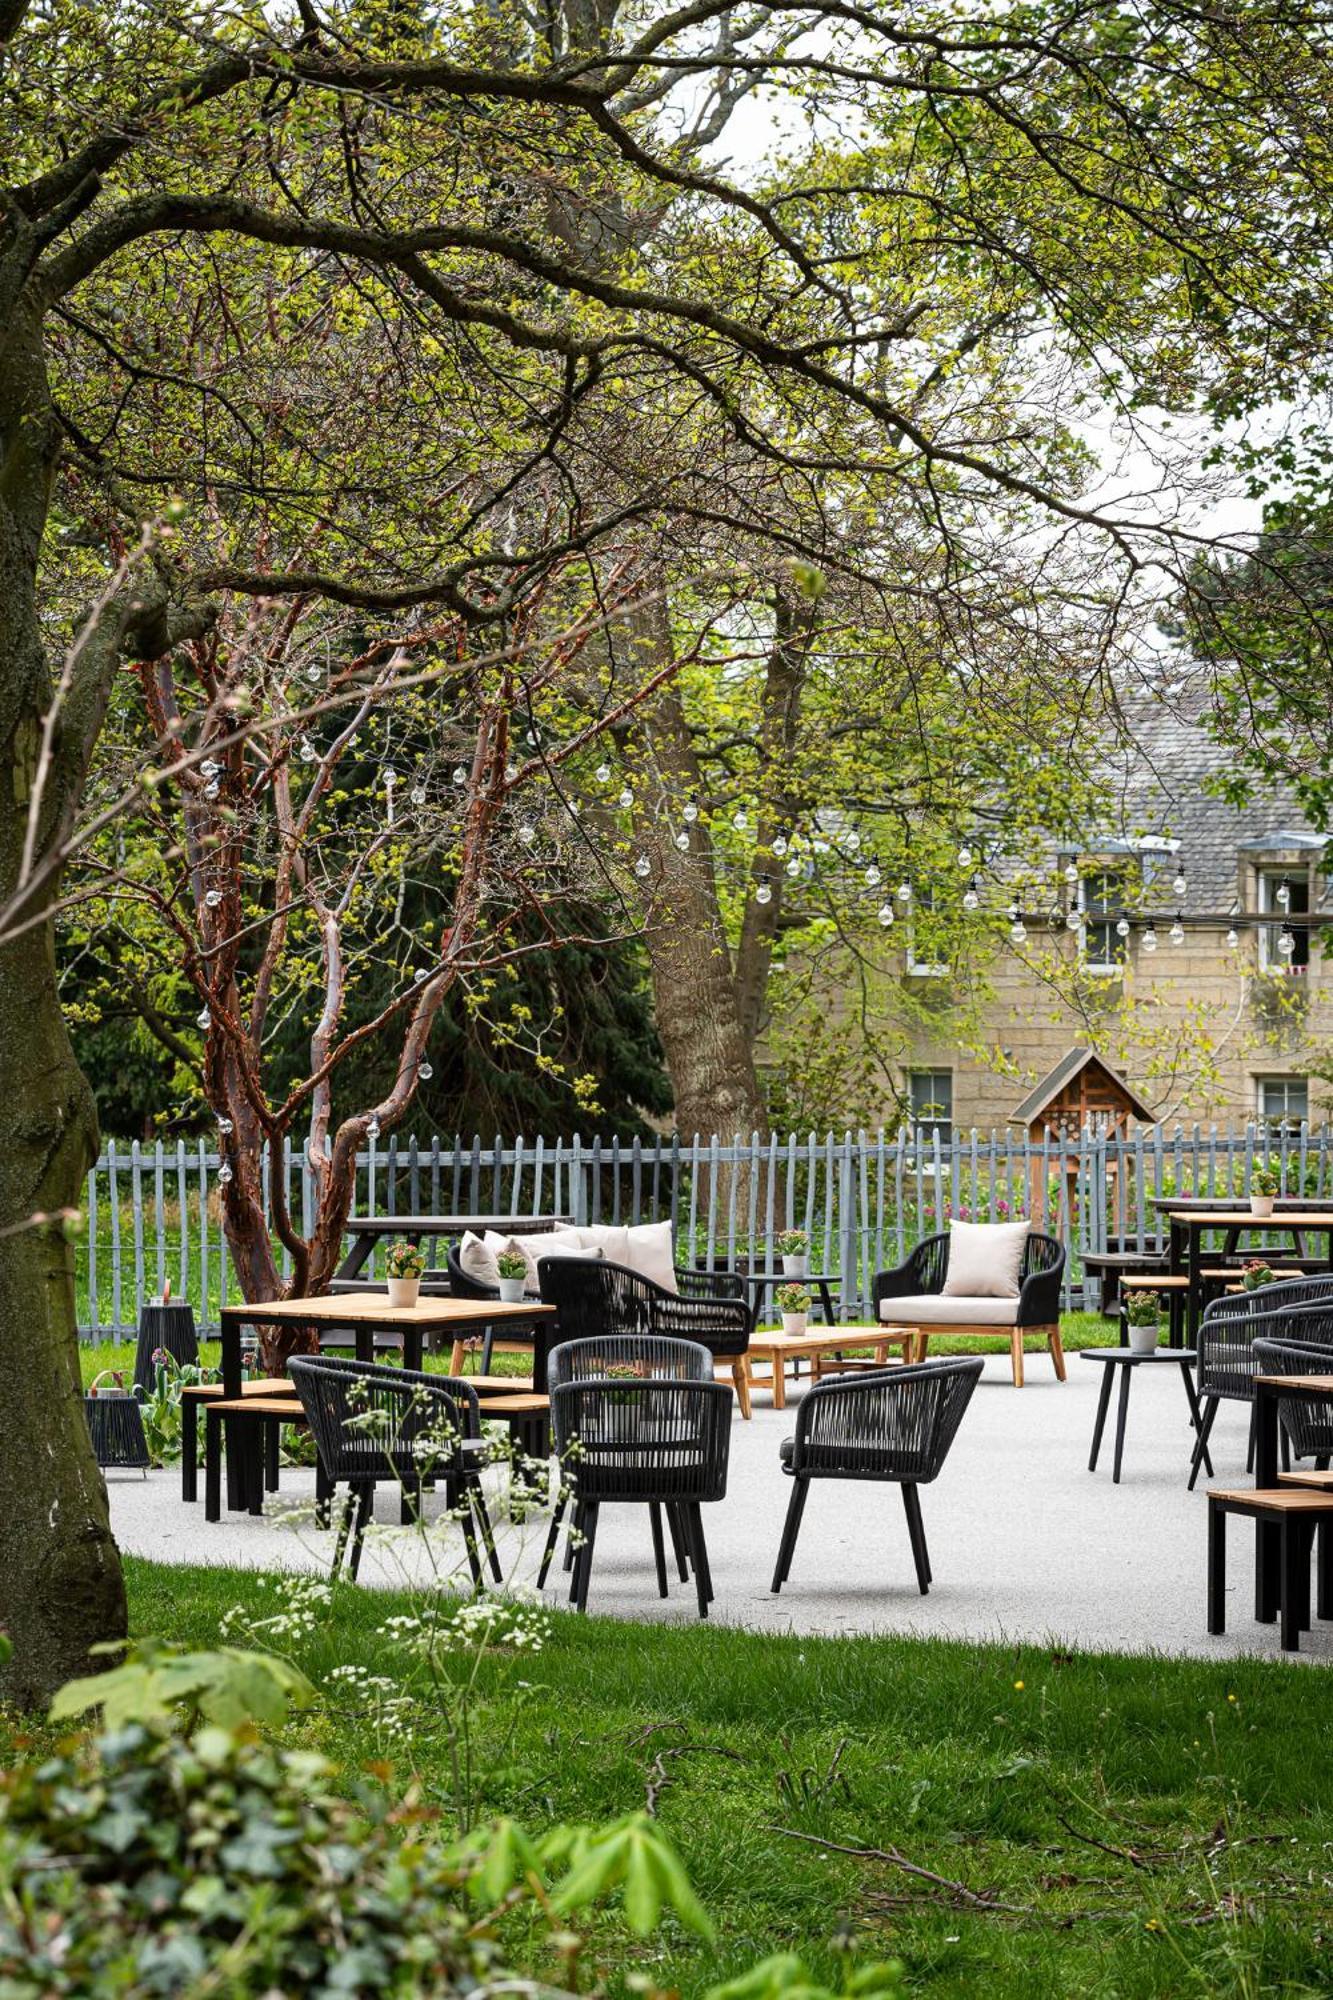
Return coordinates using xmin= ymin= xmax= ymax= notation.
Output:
xmin=1255 ymin=1073 xmax=1309 ymax=1130
xmin=1078 ymin=862 xmax=1132 ymax=975
xmin=908 ymin=1068 xmax=954 ymax=1147
xmin=1255 ymin=865 xmax=1310 ymax=974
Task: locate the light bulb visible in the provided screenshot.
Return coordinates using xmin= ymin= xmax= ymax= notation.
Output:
xmin=1277 ymin=877 xmax=1291 ymax=908
xmin=786 ymin=856 xmax=801 ymax=878
xmin=200 ymin=759 xmax=219 ymax=780
xmin=1279 ymin=925 xmax=1295 ymax=956
xmin=306 ymin=664 xmax=322 ymax=684
xmin=452 ymin=765 xmax=467 ymax=786
xmin=634 ymin=854 xmax=651 ymax=878
xmin=1226 ymin=926 xmax=1240 ymax=949
xmin=963 ymin=880 xmax=979 ymax=912
xmin=1142 ymin=924 xmax=1158 ymax=953
xmin=413 ymin=966 xmax=429 ymax=983
xmin=1115 ymin=917 xmax=1130 ymax=938
xmin=410 ymin=786 xmax=427 ymax=806
xmin=1010 ymin=921 xmax=1027 ymax=945
xmin=217 ymin=1164 xmax=233 ymax=1185
xmin=675 ymin=830 xmax=690 ymax=851
xmin=596 ymin=763 xmax=611 ymax=785
xmin=1169 ymin=914 xmax=1185 ymax=944
xmin=197 ymin=1007 xmax=211 ymax=1029
xmin=772 ymin=833 xmax=788 ymax=857
xmin=383 ymin=766 xmax=397 ymax=787
xmin=845 ymin=830 xmax=861 ymax=852
xmin=204 ymin=780 xmax=220 ymax=801
xmin=732 ymin=809 xmax=748 ymax=832
xmin=618 ymin=787 xmax=634 ymax=809
xmin=419 ymin=1062 xmax=433 ymax=1081
xmin=504 ymin=762 xmax=517 ymax=782
xmin=517 ymin=822 xmax=536 ymax=844
xmin=755 ymin=877 xmax=773 ymax=906
xmin=683 ymin=799 xmax=699 ymax=823
xmin=1064 ymin=861 xmax=1079 ymax=885
xmin=1172 ymin=871 xmax=1187 ymax=898
xmin=217 ymin=1117 xmax=233 ymax=1134
xmin=1065 ymin=908 xmax=1083 ymax=931
xmin=865 ymin=864 xmax=882 ymax=888
xmin=957 ymin=843 xmax=972 ymax=868
xmin=878 ymin=903 xmax=895 ymax=927
xmin=205 ymin=889 xmax=221 ymax=909
xmin=897 ymin=881 xmax=912 ymax=903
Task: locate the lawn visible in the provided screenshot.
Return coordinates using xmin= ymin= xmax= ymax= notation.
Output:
xmin=126 ymin=1554 xmax=1333 ymax=2000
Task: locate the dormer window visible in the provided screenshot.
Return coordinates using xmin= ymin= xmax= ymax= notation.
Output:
xmin=1256 ymin=866 xmax=1309 ymax=972
xmin=1078 ymin=864 xmax=1131 ymax=973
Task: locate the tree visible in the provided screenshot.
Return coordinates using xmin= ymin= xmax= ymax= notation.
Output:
xmin=3 ymin=0 xmax=1330 ymax=1701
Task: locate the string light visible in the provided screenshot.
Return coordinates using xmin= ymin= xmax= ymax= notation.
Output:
xmin=367 ymin=1116 xmax=380 ymax=1140
xmin=1115 ymin=917 xmax=1130 ymax=938
xmin=504 ymin=762 xmax=517 ymax=782
xmin=517 ymin=822 xmax=536 ymax=844
xmin=412 ymin=967 xmax=429 ymax=983
xmin=683 ymin=799 xmax=700 ymax=823
xmin=205 ymin=889 xmax=222 ymax=909
xmin=383 ymin=766 xmax=397 ymax=788
xmin=786 ymin=856 xmax=802 ymax=878
xmin=732 ymin=809 xmax=748 ymax=832
xmin=1142 ymin=922 xmax=1158 ymax=953
xmin=1010 ymin=919 xmax=1027 ymax=945
xmin=1172 ymin=869 xmax=1187 ymax=898
xmin=596 ymin=763 xmax=612 ymax=784
xmin=1277 ymin=876 xmax=1292 ymax=909
xmin=452 ymin=765 xmax=467 ymax=786
xmin=299 ymin=738 xmax=317 ymax=762
xmin=204 ymin=781 xmax=220 ymax=800
xmin=962 ymin=878 xmax=979 ymax=911
xmin=217 ymin=1117 xmax=233 ymax=1134
xmin=1226 ymin=926 xmax=1240 ymax=949
xmin=1065 ymin=907 xmax=1083 ymax=931
xmin=634 ymin=853 xmax=651 ymax=878
xmin=217 ymin=1164 xmax=233 ymax=1185
xmin=755 ymin=875 xmax=773 ymax=906
xmin=1278 ymin=923 xmax=1296 ymax=957
xmin=410 ymin=786 xmax=427 ymax=806
xmin=845 ymin=830 xmax=861 ymax=852
xmin=897 ymin=881 xmax=912 ymax=903
xmin=618 ymin=786 xmax=634 ymax=809
xmin=865 ymin=864 xmax=882 ymax=888
xmin=200 ymin=759 xmax=219 ymax=780
xmin=419 ymin=1062 xmax=433 ymax=1081
xmin=197 ymin=1007 xmax=211 ymax=1028
xmin=772 ymin=832 xmax=788 ymax=857
xmin=674 ymin=830 xmax=690 ymax=851
xmin=957 ymin=843 xmax=972 ymax=868
xmin=1064 ymin=861 xmax=1079 ymax=885
xmin=878 ymin=902 xmax=895 ymax=927
xmin=1169 ymin=913 xmax=1185 ymax=944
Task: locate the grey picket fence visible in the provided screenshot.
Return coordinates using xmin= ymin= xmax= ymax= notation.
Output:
xmin=76 ymin=1122 xmax=1333 ymax=1338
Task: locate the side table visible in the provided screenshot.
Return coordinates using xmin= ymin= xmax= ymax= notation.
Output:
xmin=1079 ymin=1346 xmax=1211 ymax=1485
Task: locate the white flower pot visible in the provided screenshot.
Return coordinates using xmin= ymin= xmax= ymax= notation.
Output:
xmin=781 ymin=1311 xmax=808 ymax=1336
xmin=1250 ymin=1194 xmax=1276 ymax=1219
xmin=1127 ymin=1321 xmax=1160 ymax=1355
xmin=387 ymin=1276 xmax=420 ymax=1308
xmin=782 ymin=1254 xmax=808 ymax=1279
xmin=497 ymin=1276 xmax=527 ymax=1303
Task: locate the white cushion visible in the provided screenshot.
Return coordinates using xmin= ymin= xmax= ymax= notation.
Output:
xmin=459 ymin=1230 xmax=501 ymax=1289
xmin=484 ymin=1227 xmax=590 ymax=1294
xmin=941 ymin=1220 xmax=1029 ymax=1299
xmin=879 ymin=1293 xmax=1020 ymax=1326
xmin=570 ymin=1224 xmax=633 ymax=1270
xmin=573 ymin=1221 xmax=678 ymax=1293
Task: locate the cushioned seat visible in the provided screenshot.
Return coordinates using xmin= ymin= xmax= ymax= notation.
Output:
xmin=879 ymin=1294 xmax=1019 ymax=1326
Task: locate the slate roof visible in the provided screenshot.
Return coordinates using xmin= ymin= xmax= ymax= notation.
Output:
xmin=1008 ymin=1048 xmax=1156 ymax=1127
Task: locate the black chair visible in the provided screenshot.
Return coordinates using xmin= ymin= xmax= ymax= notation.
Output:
xmin=1253 ymin=1335 xmax=1333 ymax=1468
xmin=538 ymin=1340 xmax=732 ymax=1616
xmin=771 ymin=1358 xmax=983 ymax=1596
xmin=1188 ymin=1277 xmax=1333 ymax=1489
xmin=288 ymin=1356 xmax=500 ymax=1585
xmin=872 ymin=1232 xmax=1066 ymax=1387
xmin=537 ymin=1255 xmax=753 ymax=1415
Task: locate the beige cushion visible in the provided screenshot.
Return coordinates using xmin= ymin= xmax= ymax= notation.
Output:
xmin=459 ymin=1230 xmax=501 ymax=1289
xmin=941 ymin=1220 xmax=1029 ymax=1299
xmin=484 ymin=1228 xmax=591 ymax=1294
xmin=570 ymin=1224 xmax=633 ymax=1271
xmin=879 ymin=1293 xmax=1020 ymax=1326
xmin=573 ymin=1221 xmax=678 ymax=1293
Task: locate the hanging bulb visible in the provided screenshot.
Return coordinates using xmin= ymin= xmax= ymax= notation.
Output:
xmin=674 ymin=829 xmax=690 ymax=852
xmin=383 ymin=766 xmax=397 ymax=788
xmin=204 ymin=780 xmax=220 ymax=801
xmin=452 ymin=765 xmax=467 ymax=786
xmin=845 ymin=829 xmax=861 ymax=852
xmin=1169 ymin=913 xmax=1185 ymax=944
xmin=634 ymin=853 xmax=651 ymax=878
xmin=197 ymin=1007 xmax=211 ymax=1029
xmin=200 ymin=759 xmax=219 ymax=780
xmin=772 ymin=832 xmax=789 ymax=858
xmin=963 ymin=878 xmax=980 ymax=912
xmin=1010 ymin=920 xmax=1027 ymax=945
xmin=204 ymin=889 xmax=222 ymax=909
xmin=306 ymin=664 xmax=322 ymax=684
xmin=732 ymin=808 xmax=748 ymax=832
xmin=786 ymin=856 xmax=801 ymax=878
xmin=683 ymin=798 xmax=699 ymax=823
xmin=517 ymin=822 xmax=536 ymax=845
xmin=1065 ymin=907 xmax=1083 ymax=931
xmin=367 ymin=1116 xmax=380 ymax=1140
xmin=504 ymin=762 xmax=517 ymax=782
xmin=412 ymin=966 xmax=429 ymax=983
xmin=419 ymin=1062 xmax=433 ymax=1081
xmin=865 ymin=864 xmax=882 ymax=888
xmin=1142 ymin=923 xmax=1158 ymax=953
xmin=1115 ymin=916 xmax=1130 ymax=938
xmin=217 ymin=1116 xmax=233 ymax=1135
xmin=957 ymin=843 xmax=972 ymax=868
xmin=897 ymin=881 xmax=912 ymax=903
xmin=217 ymin=1163 xmax=233 ymax=1186
xmin=526 ymin=729 xmax=539 ymax=747
xmin=618 ymin=786 xmax=634 ymax=809
xmin=755 ymin=875 xmax=773 ymax=906
xmin=1172 ymin=870 xmax=1187 ymax=898
xmin=410 ymin=786 xmax=427 ymax=806
xmin=1064 ymin=861 xmax=1079 ymax=885
xmin=1226 ymin=926 xmax=1240 ymax=949
xmin=1277 ymin=876 xmax=1292 ymax=908
xmin=878 ymin=902 xmax=895 ymax=927
xmin=1279 ymin=924 xmax=1296 ymax=957
xmin=595 ymin=762 xmax=611 ymax=785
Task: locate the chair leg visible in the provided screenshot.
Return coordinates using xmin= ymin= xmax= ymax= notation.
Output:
xmin=901 ymin=1483 xmax=931 ymax=1595
xmin=1010 ymin=1327 xmax=1025 ymax=1388
xmin=348 ymin=1483 xmax=375 ymax=1582
xmin=666 ymin=1502 xmax=691 ymax=1580
xmin=1187 ymin=1397 xmax=1219 ymax=1492
xmin=182 ymin=1396 xmax=199 ymax=1503
xmin=265 ymin=1419 xmax=281 ymax=1492
xmin=1246 ymin=1402 xmax=1257 ymax=1475
xmin=574 ymin=1501 xmax=599 ymax=1614
xmin=683 ymin=1505 xmax=710 ymax=1618
xmin=1319 ymin=1520 xmax=1332 ymax=1621
xmin=331 ymin=1487 xmax=356 ymax=1581
xmin=481 ymin=1324 xmax=496 ymax=1373
xmin=1207 ymin=1499 xmax=1226 ymax=1635
xmin=536 ymin=1489 xmax=568 ymax=1590
xmin=1280 ymin=1426 xmax=1291 ymax=1474
xmin=315 ymin=1455 xmax=332 ymax=1530
xmin=449 ymin=1339 xmax=467 ymax=1374
xmin=459 ymin=1493 xmax=484 ymax=1589
xmin=1047 ymin=1324 xmax=1067 ymax=1382
xmin=689 ymin=1502 xmax=714 ymax=1603
xmin=771 ymin=1475 xmax=810 ymax=1592
xmin=567 ymin=1499 xmax=588 ymax=1601
xmin=1296 ymin=1519 xmax=1315 ymax=1631
xmin=649 ymin=1502 xmax=669 ymax=1598
xmin=468 ymin=1476 xmax=503 ymax=1583
xmin=732 ymin=1357 xmax=752 ymax=1421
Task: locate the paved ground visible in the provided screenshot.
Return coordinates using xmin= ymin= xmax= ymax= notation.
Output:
xmin=107 ymin=1350 xmax=1333 ymax=1662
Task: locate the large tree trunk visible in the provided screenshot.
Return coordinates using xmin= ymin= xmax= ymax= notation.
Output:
xmin=0 ymin=327 xmax=127 ymax=1699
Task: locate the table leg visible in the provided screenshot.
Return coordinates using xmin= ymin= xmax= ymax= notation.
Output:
xmin=1254 ymin=1380 xmax=1280 ymax=1621
xmin=816 ymin=1280 xmax=836 ymax=1327
xmin=356 ymin=1325 xmax=373 ymax=1366
xmin=1185 ymin=1229 xmax=1202 ymax=1345
xmin=221 ymin=1316 xmax=242 ymax=1399
xmin=771 ymin=1350 xmax=787 ymax=1411
xmin=205 ymin=1409 xmax=222 ymax=1522
xmin=1088 ymin=1363 xmax=1115 ymax=1472
xmin=182 ymin=1395 xmax=199 ymax=1502
xmin=1207 ymin=1501 xmax=1226 ymax=1634
xmin=1178 ymin=1363 xmax=1213 ymax=1479
xmin=1111 ymin=1362 xmax=1133 ymax=1484
xmin=404 ymin=1328 xmax=423 ymax=1374
xmin=334 ymin=1231 xmax=376 ymax=1282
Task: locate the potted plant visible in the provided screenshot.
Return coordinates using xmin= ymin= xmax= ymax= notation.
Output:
xmin=495 ymin=1247 xmax=528 ymax=1303
xmin=1242 ymin=1258 xmax=1276 ymax=1293
xmin=1123 ymin=1291 xmax=1161 ymax=1355
xmin=1249 ymin=1161 xmax=1280 ymax=1219
xmin=384 ymin=1238 xmax=425 ymax=1307
xmin=777 ymin=1228 xmax=809 ymax=1279
xmin=776 ymin=1282 xmax=810 ymax=1336
xmin=604 ymin=1359 xmax=646 ymax=1405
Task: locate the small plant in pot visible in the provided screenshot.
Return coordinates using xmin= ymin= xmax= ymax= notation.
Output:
xmin=1124 ymin=1291 xmax=1161 ymax=1354
xmin=495 ymin=1247 xmax=529 ymax=1303
xmin=777 ymin=1228 xmax=809 ymax=1278
xmin=776 ymin=1281 xmax=811 ymax=1336
xmin=1249 ymin=1161 xmax=1281 ymax=1218
xmin=1242 ymin=1257 xmax=1276 ymax=1293
xmin=384 ymin=1238 xmax=425 ymax=1307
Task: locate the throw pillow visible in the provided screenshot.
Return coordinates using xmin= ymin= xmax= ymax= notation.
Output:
xmin=622 ymin=1220 xmax=678 ymax=1294
xmin=941 ymin=1219 xmax=1030 ymax=1299
xmin=484 ymin=1227 xmax=590 ymax=1292
xmin=458 ymin=1230 xmax=502 ymax=1289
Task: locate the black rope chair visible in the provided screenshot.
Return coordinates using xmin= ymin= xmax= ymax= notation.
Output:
xmin=1253 ymin=1335 xmax=1333 ymax=1468
xmin=289 ymin=1356 xmax=500 ymax=1585
xmin=872 ymin=1232 xmax=1066 ymax=1386
xmin=538 ymin=1341 xmax=732 ymax=1616
xmin=539 ymin=1334 xmax=714 ymax=1597
xmin=537 ymin=1255 xmax=753 ymax=1416
xmin=771 ymin=1357 xmax=983 ymax=1597
xmin=1188 ymin=1277 xmax=1333 ymax=1489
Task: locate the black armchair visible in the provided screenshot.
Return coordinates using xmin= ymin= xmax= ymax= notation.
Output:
xmin=871 ymin=1231 xmax=1066 ymax=1386
xmin=289 ymin=1356 xmax=500 ymax=1585
xmin=540 ymin=1345 xmax=732 ymax=1616
xmin=772 ymin=1358 xmax=983 ymax=1596
xmin=537 ymin=1255 xmax=754 ymax=1416
xmin=1188 ymin=1276 xmax=1333 ymax=1489
xmin=1253 ymin=1335 xmax=1333 ymax=1469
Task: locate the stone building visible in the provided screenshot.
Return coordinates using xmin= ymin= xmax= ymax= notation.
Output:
xmin=899 ymin=709 xmax=1331 ymax=1140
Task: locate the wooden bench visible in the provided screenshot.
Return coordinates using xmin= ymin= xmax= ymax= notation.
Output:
xmin=204 ymin=1395 xmax=311 ymax=1522
xmin=1207 ymin=1487 xmax=1333 ymax=1651
xmin=180 ymin=1378 xmax=294 ymax=1503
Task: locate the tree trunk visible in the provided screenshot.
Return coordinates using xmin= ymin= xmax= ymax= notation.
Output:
xmin=0 ymin=407 xmax=127 ymax=1701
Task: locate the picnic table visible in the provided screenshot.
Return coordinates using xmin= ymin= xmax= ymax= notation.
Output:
xmin=1167 ymin=1210 xmax=1333 ymax=1341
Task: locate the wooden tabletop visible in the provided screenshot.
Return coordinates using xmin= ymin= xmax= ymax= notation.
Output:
xmin=220 ymin=1290 xmax=555 ymax=1325
xmin=1167 ymin=1210 xmax=1333 ymax=1228
xmin=342 ymin=1214 xmax=570 ymax=1237
xmin=749 ymin=1327 xmax=909 ymax=1354
xmin=1255 ymin=1373 xmax=1333 ymax=1395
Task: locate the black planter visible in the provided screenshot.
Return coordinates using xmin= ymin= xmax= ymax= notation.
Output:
xmin=82 ymin=1393 xmax=150 ymax=1473
xmin=134 ymin=1300 xmax=199 ymax=1392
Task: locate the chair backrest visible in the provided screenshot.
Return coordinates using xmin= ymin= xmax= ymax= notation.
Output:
xmin=540 ymin=1254 xmax=750 ymax=1357
xmin=1252 ymin=1336 xmax=1333 ymax=1458
xmin=902 ymin=1229 xmax=1062 ymax=1297
xmin=794 ymin=1356 xmax=983 ymax=1481
xmin=548 ymin=1334 xmax=714 ymax=1390
xmin=1199 ymin=1285 xmax=1333 ymax=1397
xmin=289 ymin=1356 xmax=477 ymax=1483
xmin=446 ymin=1244 xmax=498 ymax=1301
xmin=550 ymin=1377 xmax=732 ymax=1502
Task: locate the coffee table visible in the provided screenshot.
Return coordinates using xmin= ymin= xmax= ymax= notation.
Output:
xmin=746 ymin=1325 xmax=917 ymax=1410
xmin=1079 ymin=1346 xmax=1210 ymax=1485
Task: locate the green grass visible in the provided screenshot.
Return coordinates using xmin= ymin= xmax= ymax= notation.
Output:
xmin=124 ymin=1556 xmax=1333 ymax=1999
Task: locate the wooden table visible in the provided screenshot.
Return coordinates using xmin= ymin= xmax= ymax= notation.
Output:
xmin=745 ymin=1325 xmax=915 ymax=1410
xmin=333 ymin=1214 xmax=570 ymax=1284
xmin=218 ymin=1291 xmax=557 ymax=1399
xmin=1167 ymin=1211 xmax=1333 ymax=1341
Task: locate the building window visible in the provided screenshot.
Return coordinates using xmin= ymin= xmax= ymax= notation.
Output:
xmin=909 ymin=1069 xmax=953 ymax=1144
xmin=1256 ymin=867 xmax=1310 ymax=972
xmin=1256 ymin=1074 xmax=1308 ymax=1129
xmin=1079 ymin=865 xmax=1130 ymax=973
